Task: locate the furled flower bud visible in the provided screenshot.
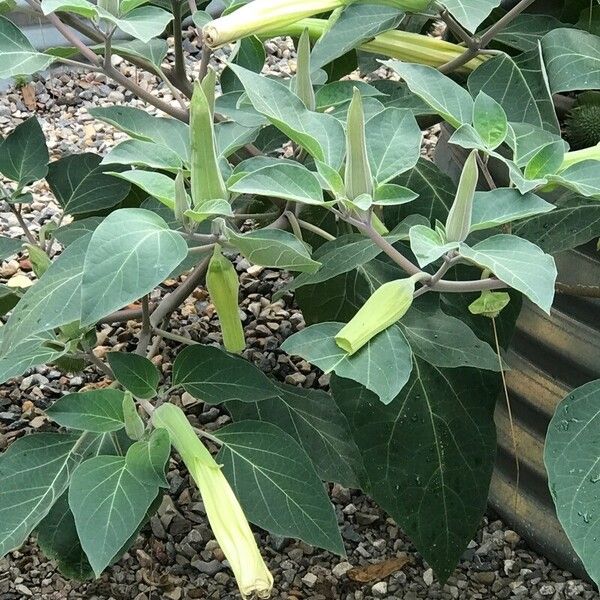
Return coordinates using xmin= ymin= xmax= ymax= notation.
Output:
xmin=206 ymin=245 xmax=246 ymax=354
xmin=468 ymin=290 xmax=510 ymax=318
xmin=291 ymin=29 xmax=316 ymax=111
xmin=335 ymin=274 xmax=423 ymax=354
xmin=445 ymin=150 xmax=478 ymax=242
xmin=173 ymin=170 xmax=191 ymax=226
xmin=152 ymin=404 xmax=273 ymax=600
xmin=344 ymin=88 xmax=374 ymax=201
xmin=190 ymin=81 xmax=228 ymax=208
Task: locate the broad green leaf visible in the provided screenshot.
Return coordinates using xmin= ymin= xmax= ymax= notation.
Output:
xmin=441 ymin=0 xmax=501 ymax=32
xmin=89 ymin=106 xmax=189 ymax=162
xmin=108 ymin=170 xmax=177 ymax=208
xmin=215 ymin=121 xmax=260 ymax=158
xmin=281 ymin=321 xmax=413 ymax=405
xmin=0 ymin=117 xmax=48 ymax=185
xmin=109 ymin=38 xmax=167 ymax=67
xmin=101 ymin=139 xmax=182 ymax=171
xmin=80 ymin=208 xmax=187 ymax=325
xmin=41 ymin=0 xmax=96 ymax=17
xmin=460 ymin=234 xmax=557 ymax=313
xmin=385 ymin=61 xmax=474 ymax=129
xmin=47 ymin=389 xmax=126 ymax=432
xmin=0 ymin=234 xmax=89 ymax=352
xmin=96 ymin=6 xmax=172 ymax=44
xmin=473 ymin=92 xmax=507 ymax=149
xmin=229 ymin=163 xmax=324 ymax=205
xmin=373 ymin=183 xmax=418 ymax=205
xmin=310 ymin=3 xmax=404 ymax=70
xmin=545 ymin=379 xmax=600 ymax=588
xmin=513 ymin=196 xmax=600 ymax=253
xmin=185 ymin=199 xmax=233 ymax=222
xmin=542 ymin=28 xmax=600 ymax=93
xmin=0 ymin=16 xmax=54 ymax=78
xmin=524 ymin=141 xmax=565 ymax=180
xmin=126 ymin=428 xmax=170 ymax=487
xmin=220 ymin=35 xmax=266 ymax=94
xmin=229 ymin=65 xmax=346 ymax=170
xmin=332 ymin=360 xmax=497 ymax=581
xmin=0 ymin=433 xmax=85 ymax=556
xmin=226 ymin=227 xmax=320 ymax=273
xmin=489 ymin=14 xmax=564 ymax=52
xmin=53 ymin=217 xmax=102 ymax=247
xmin=47 ymin=153 xmax=130 ymax=215
xmin=506 ymin=122 xmax=566 ymax=167
xmin=227 ymin=382 xmax=366 ymax=488
xmin=0 ymin=235 xmax=21 ymax=260
xmin=315 ymin=159 xmax=345 ymax=196
xmin=470 ymin=188 xmax=555 ymax=232
xmin=329 ymin=96 xmax=384 ymax=124
xmin=366 ymin=108 xmax=422 ymax=184
xmin=0 ymin=284 xmax=20 ymax=316
xmin=315 ymin=80 xmax=383 ymax=110
xmin=409 ymin=225 xmax=458 ymax=267
xmin=172 ymin=344 xmax=277 ymax=404
xmin=215 ymin=91 xmax=268 ymax=128
xmin=468 ymin=52 xmax=559 ymax=134
xmin=216 ymin=421 xmax=344 ymax=555
xmin=107 ymin=352 xmax=160 ymax=399
xmin=69 ymin=452 xmax=158 ymax=576
xmin=448 ymin=124 xmax=487 ymax=152
xmin=122 ymin=392 xmax=145 ymax=441
xmin=549 ymin=161 xmax=600 ymax=198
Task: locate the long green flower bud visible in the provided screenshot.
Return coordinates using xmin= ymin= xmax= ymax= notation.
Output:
xmin=291 ymin=28 xmax=316 ymax=111
xmin=345 ymin=88 xmax=373 ymax=201
xmin=206 ymin=245 xmax=246 ymax=354
xmin=445 ymin=150 xmax=478 ymax=243
xmin=152 ymin=404 xmax=273 ymax=600
xmin=335 ymin=274 xmax=423 ymax=355
xmin=190 ymin=81 xmax=228 ymax=207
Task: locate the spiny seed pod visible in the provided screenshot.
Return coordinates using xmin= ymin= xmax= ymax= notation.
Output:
xmin=565 ymin=92 xmax=600 ymax=151
xmin=206 ymin=246 xmax=246 ymax=354
xmin=291 ymin=28 xmax=316 ymax=111
xmin=468 ymin=290 xmax=510 ymax=319
xmin=445 ymin=149 xmax=478 ymax=243
xmin=345 ymin=88 xmax=374 ymax=201
xmin=335 ymin=274 xmax=422 ymax=355
xmin=190 ymin=81 xmax=228 ymax=207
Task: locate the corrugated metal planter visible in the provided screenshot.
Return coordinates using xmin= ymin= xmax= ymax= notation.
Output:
xmin=435 ymin=125 xmax=600 ymax=579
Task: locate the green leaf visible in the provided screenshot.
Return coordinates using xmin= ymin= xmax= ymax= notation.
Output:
xmin=524 ymin=141 xmax=564 ymax=180
xmin=216 ymin=421 xmax=344 ymax=555
xmin=409 ymin=225 xmax=458 ymax=268
xmin=281 ymin=321 xmax=413 ymax=405
xmin=47 ymin=389 xmax=126 ymax=432
xmin=229 ymin=65 xmax=345 ymax=170
xmin=229 ymin=163 xmax=324 ymax=205
xmin=172 ymin=344 xmax=277 ymax=404
xmin=41 ymin=0 xmax=96 ymax=17
xmin=0 ymin=234 xmax=89 ymax=353
xmin=513 ymin=196 xmax=600 ymax=253
xmin=126 ymin=428 xmax=170 ymax=487
xmin=109 ymin=38 xmax=167 ymax=67
xmin=69 ymin=452 xmax=159 ymax=576
xmin=473 ymin=92 xmax=508 ymax=149
xmin=215 ymin=121 xmax=260 ymax=158
xmin=0 ymin=235 xmax=22 ymax=260
xmin=310 ymin=3 xmax=404 ymax=70
xmin=185 ymin=199 xmax=233 ymax=222
xmin=47 ymin=153 xmax=130 ymax=215
xmin=108 ymin=170 xmax=177 ymax=208
xmin=0 ymin=117 xmax=48 ymax=185
xmin=366 ymin=108 xmax=422 ymax=184
xmin=459 ymin=234 xmax=557 ymax=313
xmin=315 ymin=80 xmax=383 ymax=111
xmin=0 ymin=433 xmax=85 ymax=556
xmin=101 ymin=139 xmax=183 ymax=171
xmin=53 ymin=217 xmax=102 ymax=247
xmin=442 ymin=0 xmax=501 ymax=32
xmin=226 ymin=227 xmax=320 ymax=273
xmin=549 ymin=161 xmax=600 ymax=198
xmin=220 ymin=35 xmax=266 ymax=94
xmin=97 ymin=6 xmax=172 ymax=44
xmin=88 ymin=106 xmax=189 ymax=162
xmin=506 ymin=122 xmax=566 ymax=167
xmin=80 ymin=208 xmax=187 ymax=325
xmin=227 ymin=382 xmax=366 ymax=488
xmin=373 ymin=183 xmax=418 ymax=206
xmin=385 ymin=61 xmax=474 ymax=129
xmin=332 ymin=360 xmax=497 ymax=581
xmin=468 ymin=52 xmax=560 ymax=134
xmin=315 ymin=159 xmax=345 ymax=196
xmin=0 ymin=16 xmax=54 ymax=78
xmin=122 ymin=392 xmax=145 ymax=440
xmin=542 ymin=28 xmax=600 ymax=93
xmin=489 ymin=14 xmax=564 ymax=52
xmin=107 ymin=352 xmax=160 ymax=399
xmin=545 ymin=379 xmax=600 ymax=588
xmin=469 ymin=188 xmax=555 ymax=232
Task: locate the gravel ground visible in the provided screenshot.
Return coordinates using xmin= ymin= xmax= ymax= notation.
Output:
xmin=1 ymin=32 xmax=598 ymax=600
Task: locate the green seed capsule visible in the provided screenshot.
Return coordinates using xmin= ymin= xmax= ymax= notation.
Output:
xmin=335 ymin=274 xmax=421 ymax=355
xmin=206 ymin=246 xmax=246 ymax=354
xmin=445 ymin=150 xmax=478 ymax=242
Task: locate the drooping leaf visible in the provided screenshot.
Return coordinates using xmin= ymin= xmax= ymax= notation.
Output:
xmin=489 ymin=14 xmax=564 ymax=52
xmin=409 ymin=225 xmax=458 ymax=268
xmin=101 ymin=139 xmax=183 ymax=171
xmin=107 ymin=170 xmax=178 ymax=209
xmin=281 ymin=321 xmax=413 ymax=405
xmin=107 ymin=352 xmax=160 ymax=399
xmin=46 ymin=389 xmax=126 ymax=432
xmin=96 ymin=6 xmax=173 ymax=44
xmin=0 ymin=235 xmax=22 ymax=260
xmin=549 ymin=161 xmax=600 ymax=198
xmin=0 ymin=117 xmax=49 ymax=185
xmin=80 ymin=208 xmax=187 ymax=325
xmin=47 ymin=153 xmax=130 ymax=215
xmin=172 ymin=344 xmax=278 ymax=404
xmin=109 ymin=38 xmax=168 ymax=67
xmin=227 ymin=382 xmax=366 ymax=488
xmin=441 ymin=0 xmax=501 ymax=32
xmin=126 ymin=428 xmax=170 ymax=487
xmin=216 ymin=421 xmax=344 ymax=555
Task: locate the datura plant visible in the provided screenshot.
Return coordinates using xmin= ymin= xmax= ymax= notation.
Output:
xmin=1 ymin=0 xmax=600 ymax=595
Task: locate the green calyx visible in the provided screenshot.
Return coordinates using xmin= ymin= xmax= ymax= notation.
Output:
xmin=565 ymin=92 xmax=600 ymax=151
xmin=468 ymin=290 xmax=510 ymax=319
xmin=445 ymin=150 xmax=478 ymax=243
